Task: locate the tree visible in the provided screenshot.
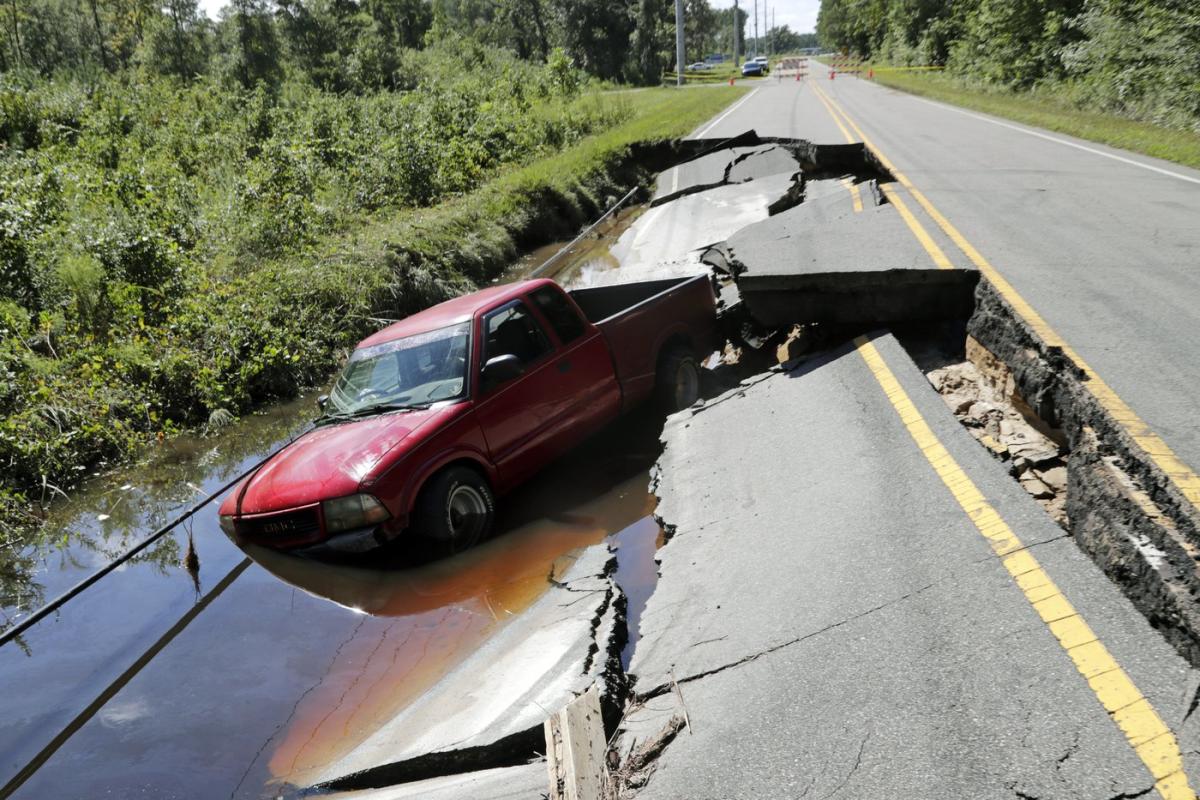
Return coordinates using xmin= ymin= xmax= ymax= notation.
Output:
xmin=713 ymin=5 xmax=746 ymax=59
xmin=949 ymin=0 xmax=1082 ymax=86
xmin=682 ymin=0 xmax=715 ymax=62
xmin=630 ymin=0 xmax=669 ymax=83
xmin=764 ymin=24 xmax=812 ymax=54
xmin=216 ymin=0 xmax=282 ymax=88
xmin=140 ymin=0 xmax=210 ymax=78
xmin=364 ymin=0 xmax=430 ymax=50
xmin=553 ymin=0 xmax=635 ymax=80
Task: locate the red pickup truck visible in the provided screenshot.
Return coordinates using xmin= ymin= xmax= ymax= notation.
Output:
xmin=218 ymin=276 xmax=718 ymax=555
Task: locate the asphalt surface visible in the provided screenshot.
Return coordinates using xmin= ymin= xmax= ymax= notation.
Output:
xmin=696 ymin=74 xmax=1200 ymax=490
xmin=727 ymin=176 xmax=935 ymax=275
xmin=629 ymin=333 xmax=1200 ymax=798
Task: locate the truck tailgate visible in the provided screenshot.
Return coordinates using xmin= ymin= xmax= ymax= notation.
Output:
xmin=569 ymin=275 xmax=718 ymax=409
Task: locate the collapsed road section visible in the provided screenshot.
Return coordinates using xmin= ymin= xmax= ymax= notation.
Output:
xmin=340 ymin=129 xmax=1200 ymax=797
xmin=619 ymin=334 xmax=1200 ymax=798
xmin=644 ymin=130 xmax=1200 ymax=674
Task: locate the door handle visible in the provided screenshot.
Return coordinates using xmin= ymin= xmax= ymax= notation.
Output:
xmin=557 ymin=360 xmax=571 ymax=373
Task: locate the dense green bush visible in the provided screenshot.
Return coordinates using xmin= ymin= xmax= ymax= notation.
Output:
xmin=817 ymin=0 xmax=1200 ymax=132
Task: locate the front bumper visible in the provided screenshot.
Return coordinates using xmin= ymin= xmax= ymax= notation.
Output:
xmin=291 ymin=524 xmax=398 ymax=556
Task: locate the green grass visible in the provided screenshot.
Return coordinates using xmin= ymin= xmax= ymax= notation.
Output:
xmin=872 ymin=71 xmax=1200 ymax=170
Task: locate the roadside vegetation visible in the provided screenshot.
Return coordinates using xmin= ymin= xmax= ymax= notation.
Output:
xmin=818 ymin=0 xmax=1200 ymax=166
xmin=0 ymin=0 xmax=749 ymax=543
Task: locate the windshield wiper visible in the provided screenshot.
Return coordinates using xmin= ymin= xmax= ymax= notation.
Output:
xmin=315 ymin=402 xmax=428 ymax=425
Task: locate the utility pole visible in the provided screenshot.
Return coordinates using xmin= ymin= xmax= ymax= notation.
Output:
xmin=732 ymin=0 xmax=740 ymax=65
xmin=674 ymin=0 xmax=684 ymax=85
xmin=771 ymin=7 xmax=775 ymax=57
xmin=752 ymin=0 xmax=758 ymax=57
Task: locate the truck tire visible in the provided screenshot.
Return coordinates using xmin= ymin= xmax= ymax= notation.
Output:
xmin=656 ymin=345 xmax=700 ymax=412
xmin=412 ymin=466 xmax=495 ymax=554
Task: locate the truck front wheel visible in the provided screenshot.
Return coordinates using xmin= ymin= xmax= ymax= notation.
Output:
xmin=656 ymin=345 xmax=700 ymax=412
xmin=412 ymin=466 xmax=495 ymax=554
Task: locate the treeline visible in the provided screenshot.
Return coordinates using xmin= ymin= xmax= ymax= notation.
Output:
xmin=817 ymin=0 xmax=1200 ymax=130
xmin=0 ymin=0 xmax=765 ymax=88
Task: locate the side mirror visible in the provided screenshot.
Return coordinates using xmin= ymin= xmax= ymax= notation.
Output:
xmin=316 ymin=394 xmax=329 ymax=411
xmin=482 ymin=354 xmax=524 ymax=388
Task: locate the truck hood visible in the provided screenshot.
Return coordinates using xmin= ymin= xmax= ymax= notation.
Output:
xmin=226 ymin=407 xmax=445 ymax=515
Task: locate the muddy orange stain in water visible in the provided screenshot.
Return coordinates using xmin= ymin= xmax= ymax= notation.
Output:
xmin=259 ymin=472 xmax=657 ymax=787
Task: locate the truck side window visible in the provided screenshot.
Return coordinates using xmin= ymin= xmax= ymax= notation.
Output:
xmin=530 ymin=286 xmax=585 ymax=345
xmin=484 ymin=302 xmax=551 ymax=365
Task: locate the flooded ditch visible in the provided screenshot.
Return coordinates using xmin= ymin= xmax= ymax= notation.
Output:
xmin=0 ymin=204 xmax=690 ymax=798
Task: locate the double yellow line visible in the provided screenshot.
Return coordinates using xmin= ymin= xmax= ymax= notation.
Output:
xmin=811 ymin=82 xmax=1198 ymax=799
xmin=811 ymin=80 xmax=1200 ymax=508
xmin=811 ymin=84 xmax=953 ymax=269
xmin=856 ymin=336 xmax=1194 ymax=799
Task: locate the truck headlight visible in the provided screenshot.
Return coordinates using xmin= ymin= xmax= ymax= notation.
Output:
xmin=322 ymin=494 xmax=391 ymax=534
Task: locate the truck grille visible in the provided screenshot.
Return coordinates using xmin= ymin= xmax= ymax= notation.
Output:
xmin=237 ymin=508 xmax=321 ymax=543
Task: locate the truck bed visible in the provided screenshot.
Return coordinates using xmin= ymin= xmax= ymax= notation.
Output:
xmin=569 ymin=275 xmax=719 ymax=410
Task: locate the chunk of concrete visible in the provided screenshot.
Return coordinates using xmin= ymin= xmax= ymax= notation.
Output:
xmin=304 ymin=544 xmax=623 ymax=792
xmin=729 ymin=181 xmax=977 ymax=326
xmin=318 ymin=762 xmax=546 ymax=800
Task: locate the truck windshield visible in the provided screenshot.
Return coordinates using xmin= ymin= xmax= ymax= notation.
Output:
xmin=328 ymin=322 xmax=470 ymax=415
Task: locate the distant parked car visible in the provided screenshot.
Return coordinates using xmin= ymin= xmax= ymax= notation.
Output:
xmin=741 ymin=60 xmax=765 ymax=77
xmin=686 ymin=62 xmax=709 ymax=71
xmin=753 ymin=56 xmax=770 ymax=72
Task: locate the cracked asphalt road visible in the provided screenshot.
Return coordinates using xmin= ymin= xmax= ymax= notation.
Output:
xmin=626 ymin=334 xmax=1200 ymax=798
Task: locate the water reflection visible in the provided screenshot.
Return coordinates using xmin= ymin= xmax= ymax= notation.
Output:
xmin=0 ymin=394 xmax=315 ymax=643
xmin=246 ymin=410 xmax=662 ymax=789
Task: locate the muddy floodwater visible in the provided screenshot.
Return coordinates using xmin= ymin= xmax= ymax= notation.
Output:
xmin=0 ymin=385 xmax=664 ymax=798
xmin=500 ymin=203 xmax=647 ymax=286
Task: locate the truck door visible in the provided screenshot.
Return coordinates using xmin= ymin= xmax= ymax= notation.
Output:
xmin=528 ymin=285 xmax=621 ymax=441
xmin=474 ymin=300 xmax=575 ymax=487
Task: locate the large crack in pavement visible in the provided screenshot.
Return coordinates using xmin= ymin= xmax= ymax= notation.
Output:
xmin=969 ymin=279 xmax=1200 ymax=667
xmin=290 ymin=128 xmax=1200 ymax=797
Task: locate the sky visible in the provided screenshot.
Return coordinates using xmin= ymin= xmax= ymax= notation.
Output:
xmin=196 ymin=0 xmax=821 ymax=35
xmin=716 ymin=0 xmax=820 ymax=37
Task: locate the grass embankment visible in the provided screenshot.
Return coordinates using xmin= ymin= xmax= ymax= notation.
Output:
xmin=872 ymin=70 xmax=1200 ymax=171
xmin=0 ymin=69 xmax=744 ymax=540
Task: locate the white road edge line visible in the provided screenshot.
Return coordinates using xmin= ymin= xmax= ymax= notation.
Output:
xmin=895 ymin=91 xmax=1200 ymax=187
xmin=692 ymin=88 xmax=760 ymax=139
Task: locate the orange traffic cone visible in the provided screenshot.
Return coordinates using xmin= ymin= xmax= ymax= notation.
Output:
xmin=729 ymin=77 xmax=735 ymax=86
xmin=830 ymin=70 xmax=836 ymax=80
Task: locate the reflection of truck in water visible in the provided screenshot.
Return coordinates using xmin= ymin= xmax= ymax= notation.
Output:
xmin=218 ymin=276 xmax=718 ymax=555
